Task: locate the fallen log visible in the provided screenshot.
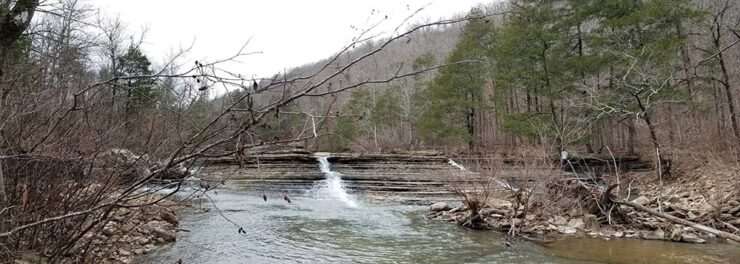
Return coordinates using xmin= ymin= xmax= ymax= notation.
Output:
xmin=613 ymin=199 xmax=740 ymax=242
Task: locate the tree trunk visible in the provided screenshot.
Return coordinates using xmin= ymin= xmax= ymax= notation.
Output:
xmin=0 ymin=156 xmax=5 ymax=203
xmin=634 ymin=93 xmax=667 ymax=177
xmin=541 ymin=39 xmax=562 ymax=152
xmin=712 ymin=13 xmax=740 ymax=150
xmin=0 ymin=0 xmax=40 ymax=100
xmin=467 ymin=103 xmax=476 ymax=150
xmin=627 ymin=119 xmax=636 ymax=154
xmin=717 ymin=51 xmax=740 ymax=144
xmin=676 ymin=21 xmax=694 ymax=96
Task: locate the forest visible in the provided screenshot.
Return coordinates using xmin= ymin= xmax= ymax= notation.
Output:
xmin=260 ymin=0 xmax=740 ymax=168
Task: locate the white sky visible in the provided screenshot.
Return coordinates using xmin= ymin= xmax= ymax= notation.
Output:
xmin=94 ymin=0 xmax=493 ymax=78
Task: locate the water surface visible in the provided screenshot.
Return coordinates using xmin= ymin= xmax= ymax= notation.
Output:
xmin=145 ymin=189 xmax=739 ymax=263
xmin=146 ymin=156 xmax=738 ymax=263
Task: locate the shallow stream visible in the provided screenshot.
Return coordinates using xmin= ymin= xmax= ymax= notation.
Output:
xmin=146 ymin=156 xmax=739 ymax=263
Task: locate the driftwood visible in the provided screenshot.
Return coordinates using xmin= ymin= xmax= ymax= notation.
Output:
xmin=613 ymin=199 xmax=740 ymax=242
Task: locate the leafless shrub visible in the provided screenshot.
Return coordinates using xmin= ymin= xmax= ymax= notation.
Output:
xmin=1 ymin=2 xmax=489 ymax=261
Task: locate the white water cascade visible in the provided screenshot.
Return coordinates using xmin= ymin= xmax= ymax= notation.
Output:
xmin=315 ymin=153 xmax=359 ymax=208
xmin=448 ymin=159 xmax=468 ymax=171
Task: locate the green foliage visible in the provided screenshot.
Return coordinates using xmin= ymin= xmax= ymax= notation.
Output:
xmin=332 ymin=85 xmax=405 ymax=149
xmin=333 ymin=87 xmax=373 ymax=147
xmin=591 ymin=0 xmax=701 ymax=115
xmin=501 ymin=113 xmax=554 ymax=139
xmin=117 ymin=46 xmax=156 ymax=112
xmin=417 ymin=10 xmax=492 ymax=145
xmin=371 ymin=88 xmax=401 ymax=126
xmin=329 ymin=0 xmax=705 ymax=151
xmin=412 ymin=52 xmax=436 ymax=73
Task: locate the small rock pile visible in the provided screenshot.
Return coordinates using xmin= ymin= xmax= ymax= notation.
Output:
xmin=427 ymin=194 xmax=739 ymax=243
xmin=65 ymin=194 xmax=183 ymax=263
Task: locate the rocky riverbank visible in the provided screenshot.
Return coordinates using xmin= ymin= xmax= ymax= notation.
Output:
xmin=14 ymin=194 xmax=186 ymax=264
xmin=85 ymin=195 xmax=182 ymax=263
xmin=426 ymin=166 xmax=740 ymax=245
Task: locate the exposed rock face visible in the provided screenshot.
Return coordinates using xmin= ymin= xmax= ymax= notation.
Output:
xmin=201 ymin=151 xmax=652 ymax=204
xmin=202 ymin=152 xmax=473 ymax=203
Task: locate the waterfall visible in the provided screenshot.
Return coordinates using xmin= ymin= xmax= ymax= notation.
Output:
xmin=315 ymin=154 xmax=358 ymax=208
xmin=448 ymin=159 xmax=468 ymax=171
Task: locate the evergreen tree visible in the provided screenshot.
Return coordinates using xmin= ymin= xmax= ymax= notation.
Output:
xmin=117 ymin=46 xmax=156 ymax=113
xmin=418 ymin=10 xmax=492 ymax=149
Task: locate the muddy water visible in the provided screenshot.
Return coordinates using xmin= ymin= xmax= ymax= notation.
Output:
xmin=144 ymin=188 xmax=739 ymax=264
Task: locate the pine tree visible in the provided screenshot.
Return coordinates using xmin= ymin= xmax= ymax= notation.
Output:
xmin=117 ymin=46 xmax=156 ymax=113
xmin=418 ymin=9 xmax=492 ymax=149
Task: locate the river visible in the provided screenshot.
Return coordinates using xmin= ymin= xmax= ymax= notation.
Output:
xmin=145 ymin=155 xmax=739 ymax=263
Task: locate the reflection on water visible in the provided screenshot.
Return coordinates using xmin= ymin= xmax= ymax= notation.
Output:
xmin=541 ymin=237 xmax=739 ymax=264
xmin=145 ymin=189 xmax=739 ymax=264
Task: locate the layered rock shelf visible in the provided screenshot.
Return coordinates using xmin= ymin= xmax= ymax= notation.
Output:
xmin=200 ymin=152 xmax=469 ymax=202
xmin=198 ymin=151 xmax=652 ymax=203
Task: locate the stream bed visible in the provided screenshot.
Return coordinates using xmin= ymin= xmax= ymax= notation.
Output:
xmin=144 ymin=188 xmax=739 ymax=263
xmin=146 ymin=155 xmax=738 ymax=263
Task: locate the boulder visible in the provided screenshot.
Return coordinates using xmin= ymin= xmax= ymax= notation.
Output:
xmin=159 ymin=211 xmax=179 ymax=226
xmin=668 ymin=225 xmax=683 ymax=241
xmin=430 ymin=202 xmax=451 ymax=212
xmin=102 ymin=226 xmax=116 ymax=236
xmin=143 ymin=244 xmax=156 ymax=254
xmin=681 ymin=233 xmax=706 ymax=243
xmin=479 ymin=207 xmax=506 ymax=217
xmin=96 ymin=149 xmax=150 ymax=182
xmin=550 ymin=215 xmax=567 ymax=226
xmin=136 ymin=237 xmax=149 ymax=245
xmin=560 ymin=227 xmax=577 ymax=234
xmin=582 ymin=214 xmax=599 ymax=231
xmin=567 ymin=218 xmax=585 ymax=230
xmin=641 ymin=229 xmax=665 ymax=240
xmin=151 ymin=228 xmax=175 ymax=243
xmin=152 ymin=162 xmax=191 ymax=181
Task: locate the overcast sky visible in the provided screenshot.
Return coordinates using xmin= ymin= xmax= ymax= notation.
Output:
xmin=95 ymin=0 xmax=492 ymax=78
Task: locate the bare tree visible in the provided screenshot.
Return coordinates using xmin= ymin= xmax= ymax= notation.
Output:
xmin=0 ymin=2 xmax=486 ymax=261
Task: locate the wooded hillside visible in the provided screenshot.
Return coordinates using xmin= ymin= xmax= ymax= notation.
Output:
xmin=229 ymin=0 xmax=740 ymax=165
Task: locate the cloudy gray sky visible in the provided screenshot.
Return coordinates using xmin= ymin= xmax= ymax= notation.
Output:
xmin=95 ymin=0 xmax=491 ymax=78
